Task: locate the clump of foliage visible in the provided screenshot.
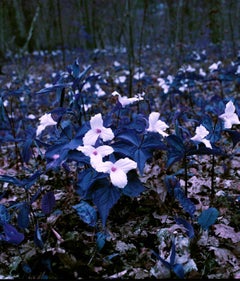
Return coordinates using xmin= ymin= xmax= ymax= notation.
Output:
xmin=0 ymin=47 xmax=239 ymax=279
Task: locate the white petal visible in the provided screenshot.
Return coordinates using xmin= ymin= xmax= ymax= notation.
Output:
xmin=100 ymin=127 xmax=114 ymax=142
xmin=115 ymin=158 xmax=137 ymax=173
xmin=83 ymin=130 xmax=99 ymax=145
xmin=36 ymin=125 xmax=45 ymax=136
xmin=149 ymin=112 xmax=160 ymax=125
xmin=110 ymin=169 xmax=128 ymax=188
xmin=76 ymin=145 xmax=94 ymax=156
xmin=195 ymin=125 xmax=209 ymax=138
xmin=90 ymin=155 xmax=104 ymax=169
xmin=90 ymin=113 xmax=103 ymax=129
xmin=225 ymin=101 xmax=235 ymax=115
xmin=202 ymin=139 xmax=212 ymax=149
xmin=96 ymin=145 xmax=114 ymax=156
xmin=94 ymin=161 xmax=112 ymax=173
xmin=155 ymin=120 xmax=169 ymax=136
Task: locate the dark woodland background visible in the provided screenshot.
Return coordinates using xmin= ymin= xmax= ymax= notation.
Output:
xmin=1 ymin=0 xmax=240 ymax=63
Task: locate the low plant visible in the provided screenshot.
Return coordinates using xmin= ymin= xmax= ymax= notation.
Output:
xmin=0 ymin=53 xmax=239 ymax=278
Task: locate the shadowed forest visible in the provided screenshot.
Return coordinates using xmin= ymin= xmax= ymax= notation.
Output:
xmin=0 ymin=1 xmax=240 ymax=279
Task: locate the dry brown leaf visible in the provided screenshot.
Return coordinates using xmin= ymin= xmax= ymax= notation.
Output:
xmin=213 ymin=224 xmax=240 ymax=243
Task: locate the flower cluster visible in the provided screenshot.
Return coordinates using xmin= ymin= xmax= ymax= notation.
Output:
xmin=73 ymin=96 xmax=169 ymax=188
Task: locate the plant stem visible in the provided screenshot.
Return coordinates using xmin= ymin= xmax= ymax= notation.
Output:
xmin=184 ymin=154 xmax=188 ymax=197
xmin=211 ymin=154 xmax=215 ymax=200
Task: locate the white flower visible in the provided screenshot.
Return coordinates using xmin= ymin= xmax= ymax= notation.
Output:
xmin=112 ymin=91 xmax=143 ymax=108
xmin=95 ymin=157 xmax=137 ymax=188
xmin=36 ymin=113 xmax=57 ymax=136
xmin=83 ymin=113 xmax=114 ymax=145
xmin=146 ymin=112 xmax=169 ymax=137
xmin=219 ymin=100 xmax=240 ymax=129
xmin=209 ymin=61 xmax=221 ymax=72
xmin=190 ymin=124 xmax=212 ymax=149
xmin=76 ymin=144 xmax=114 ymax=169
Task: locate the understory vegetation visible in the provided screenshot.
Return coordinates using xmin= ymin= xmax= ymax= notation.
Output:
xmin=0 ymin=43 xmax=240 ymax=279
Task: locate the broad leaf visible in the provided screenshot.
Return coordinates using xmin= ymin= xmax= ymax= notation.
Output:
xmin=17 ymin=202 xmax=30 ymax=229
xmin=3 ymin=223 xmax=24 ymax=245
xmin=225 ymin=129 xmax=240 ymax=148
xmin=113 ymin=131 xmax=166 ymax=175
xmin=197 ymin=207 xmax=219 ymax=230
xmin=34 ymin=223 xmax=44 ymax=249
xmin=41 ymin=191 xmax=56 ymax=215
xmin=92 ymin=179 xmax=121 ymax=226
xmin=175 ymin=217 xmax=195 ymax=238
xmin=73 ymin=201 xmax=97 ymax=227
xmin=166 ymin=134 xmax=186 ymax=169
xmin=0 ymin=204 xmax=10 ymax=224
xmin=96 ymin=231 xmax=108 ymax=251
xmin=122 ymin=170 xmax=146 ymax=197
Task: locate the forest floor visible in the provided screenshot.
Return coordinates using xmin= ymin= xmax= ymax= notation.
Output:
xmin=0 ymin=46 xmax=240 ymax=279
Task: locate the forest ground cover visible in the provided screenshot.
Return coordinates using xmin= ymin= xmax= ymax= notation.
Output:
xmin=0 ymin=45 xmax=239 ymax=279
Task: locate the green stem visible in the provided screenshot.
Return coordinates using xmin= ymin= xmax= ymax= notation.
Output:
xmin=184 ymin=154 xmax=188 ymax=197
xmin=211 ymin=154 xmax=215 ymax=200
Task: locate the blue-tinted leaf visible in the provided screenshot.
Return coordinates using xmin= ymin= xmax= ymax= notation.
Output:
xmin=0 ymin=175 xmax=23 ymax=187
xmin=22 ymin=170 xmax=43 ymax=190
xmin=164 ymin=175 xmax=180 ymax=195
xmin=92 ymin=179 xmax=121 ymax=226
xmin=175 ymin=217 xmax=195 ymax=238
xmin=225 ymin=129 xmax=240 ymax=148
xmin=169 ymin=238 xmax=176 ymax=266
xmin=17 ymin=202 xmax=30 ymax=229
xmin=0 ymin=204 xmax=10 ymax=224
xmin=22 ymin=263 xmax=32 ymax=274
xmin=173 ymin=263 xmax=185 ymax=279
xmin=3 ymin=223 xmax=24 ymax=245
xmin=165 ymin=175 xmax=195 ymax=216
xmin=36 ymin=83 xmax=72 ymax=94
xmin=166 ymin=134 xmax=186 ymax=168
xmin=197 ymin=207 xmax=219 ymax=231
xmin=73 ymin=201 xmax=97 ymax=227
xmin=34 ymin=223 xmax=44 ymax=249
xmin=142 ymin=133 xmax=167 ymax=150
xmin=134 ymin=148 xmax=152 ymax=175
xmin=122 ymin=171 xmax=146 ymax=197
xmin=201 ymin=115 xmax=222 ymax=143
xmin=41 ymin=191 xmax=56 ymax=215
xmin=77 ymin=168 xmax=107 ymax=199
xmin=174 ymin=187 xmax=196 ymax=217
xmin=115 ymin=129 xmax=141 ymax=146
xmin=187 ymin=143 xmax=224 ymax=156
xmin=151 ymin=250 xmax=171 ymax=269
xmin=22 ymin=139 xmax=33 ymax=164
xmin=30 ymin=187 xmax=42 ymax=204
xmin=96 ymin=231 xmax=107 ymax=251
xmin=113 ymin=132 xmax=166 ymax=175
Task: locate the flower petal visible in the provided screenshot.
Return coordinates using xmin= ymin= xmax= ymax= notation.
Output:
xmin=100 ymin=127 xmax=114 ymax=142
xmin=94 ymin=161 xmax=112 ymax=173
xmin=90 ymin=113 xmax=103 ymax=129
xmin=110 ymin=169 xmax=128 ymax=188
xmin=96 ymin=145 xmax=114 ymax=156
xmin=202 ymin=139 xmax=212 ymax=149
xmin=76 ymin=145 xmax=94 ymax=156
xmin=115 ymin=158 xmax=137 ymax=173
xmin=83 ymin=130 xmax=99 ymax=145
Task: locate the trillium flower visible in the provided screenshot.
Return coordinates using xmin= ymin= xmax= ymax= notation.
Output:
xmin=190 ymin=124 xmax=212 ymax=149
xmin=83 ymin=113 xmax=114 ymax=146
xmin=219 ymin=100 xmax=240 ymax=129
xmin=112 ymin=91 xmax=143 ymax=108
xmin=36 ymin=113 xmax=57 ymax=136
xmin=146 ymin=112 xmax=169 ymax=137
xmin=76 ymin=144 xmax=114 ymax=169
xmin=95 ymin=157 xmax=137 ymax=188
